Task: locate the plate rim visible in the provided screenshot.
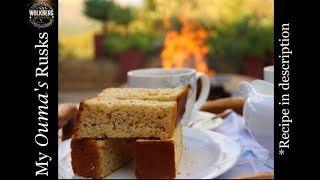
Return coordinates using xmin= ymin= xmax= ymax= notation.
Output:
xmin=58 ymin=127 xmax=241 ymax=179
xmin=183 ymin=127 xmax=241 ymax=179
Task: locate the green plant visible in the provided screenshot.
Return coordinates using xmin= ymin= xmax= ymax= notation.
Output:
xmin=83 ymin=0 xmax=114 ymax=33
xmin=207 ymin=16 xmax=273 ymax=61
xmin=110 ymin=5 xmax=134 ymax=36
xmin=130 ymin=33 xmax=153 ymax=53
xmin=111 ymin=6 xmax=133 ymax=26
xmin=103 ymin=32 xmax=153 ymax=57
xmin=206 ymin=16 xmax=273 ymax=72
xmin=247 ymin=25 xmax=274 ymax=57
xmin=103 ymin=33 xmax=130 ymax=57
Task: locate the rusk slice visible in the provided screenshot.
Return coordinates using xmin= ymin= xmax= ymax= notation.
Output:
xmin=71 ymin=138 xmax=134 ymax=179
xmin=98 ymin=87 xmax=189 ymax=123
xmin=98 ymin=87 xmax=188 ymax=102
xmin=73 ymin=98 xmax=178 ymax=140
xmin=134 ymin=123 xmax=183 ymax=179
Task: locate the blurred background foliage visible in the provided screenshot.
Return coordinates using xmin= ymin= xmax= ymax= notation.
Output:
xmin=59 ymin=0 xmax=273 ymax=72
xmin=103 ymin=32 xmax=153 ymax=57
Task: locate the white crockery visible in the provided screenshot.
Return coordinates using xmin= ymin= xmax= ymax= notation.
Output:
xmin=58 ymin=128 xmax=241 ymax=179
xmin=238 ymin=80 xmax=274 ymax=159
xmin=127 ymin=68 xmax=210 ymax=126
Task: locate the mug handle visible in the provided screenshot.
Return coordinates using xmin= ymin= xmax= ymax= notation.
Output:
xmin=193 ymin=72 xmax=210 ymax=110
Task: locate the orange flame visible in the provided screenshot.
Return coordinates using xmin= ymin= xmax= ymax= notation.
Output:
xmin=161 ymin=17 xmax=215 ymax=77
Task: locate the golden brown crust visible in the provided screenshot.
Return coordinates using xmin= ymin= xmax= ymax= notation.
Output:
xmin=166 ymin=102 xmax=177 ymax=139
xmin=71 ymin=87 xmax=188 ymax=178
xmin=135 ymin=141 xmax=175 ymax=179
xmin=97 ymin=86 xmax=188 ymax=102
xmin=73 ymin=87 xmax=189 ymax=140
xmin=71 ymin=138 xmax=101 ymax=178
xmin=71 ymin=137 xmax=135 ymax=179
xmin=175 ymin=87 xmax=189 ymax=124
xmin=167 ymin=87 xmax=189 ymax=139
xmin=73 ymin=98 xmax=179 ymax=140
xmin=134 ymin=123 xmax=183 ymax=179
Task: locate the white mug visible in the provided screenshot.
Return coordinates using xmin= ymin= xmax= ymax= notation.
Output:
xmin=127 ymin=68 xmax=210 ymax=126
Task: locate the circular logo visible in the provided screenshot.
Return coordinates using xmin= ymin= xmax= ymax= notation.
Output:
xmin=29 ymin=2 xmax=54 ymax=28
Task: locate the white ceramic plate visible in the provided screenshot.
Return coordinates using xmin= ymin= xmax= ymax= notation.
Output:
xmin=188 ymin=111 xmax=224 ymax=130
xmin=58 ymin=128 xmax=241 ymax=179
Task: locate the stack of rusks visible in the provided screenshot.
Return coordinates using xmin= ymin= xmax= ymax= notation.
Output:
xmin=71 ymin=87 xmax=189 ymax=179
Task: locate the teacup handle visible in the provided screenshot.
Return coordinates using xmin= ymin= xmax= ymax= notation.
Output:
xmin=193 ymin=72 xmax=210 ymax=110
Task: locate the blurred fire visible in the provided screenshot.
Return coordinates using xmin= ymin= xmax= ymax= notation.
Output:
xmin=161 ymin=16 xmax=215 ymax=77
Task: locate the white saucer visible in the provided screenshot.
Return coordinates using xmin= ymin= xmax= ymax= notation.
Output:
xmin=188 ymin=111 xmax=224 ymax=130
xmin=58 ymin=128 xmax=241 ymax=179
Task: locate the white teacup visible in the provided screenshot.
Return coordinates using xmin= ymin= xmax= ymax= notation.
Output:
xmin=127 ymin=68 xmax=210 ymax=126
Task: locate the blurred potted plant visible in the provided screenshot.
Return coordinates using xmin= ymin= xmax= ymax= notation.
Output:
xmin=240 ymin=17 xmax=273 ymax=78
xmin=207 ymin=23 xmax=249 ymax=73
xmin=110 ymin=5 xmax=133 ymax=36
xmin=102 ymin=33 xmax=130 ymax=57
xmin=83 ymin=0 xmax=114 ymax=59
xmin=107 ymin=5 xmax=142 ymax=82
xmin=103 ymin=32 xmax=153 ymax=82
xmin=207 ymin=17 xmax=273 ymax=78
xmin=118 ymin=33 xmax=152 ymax=83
